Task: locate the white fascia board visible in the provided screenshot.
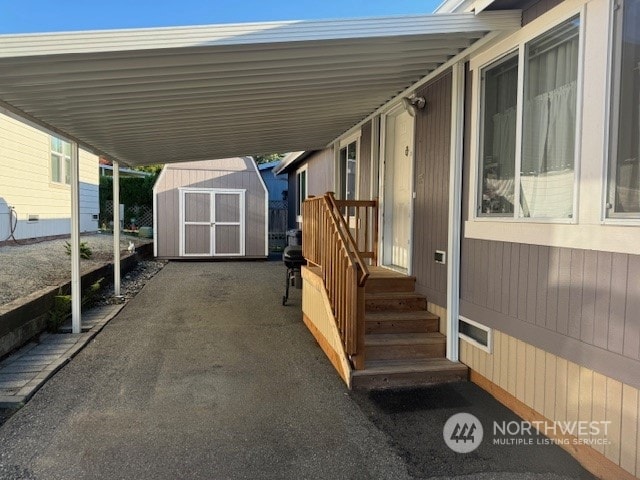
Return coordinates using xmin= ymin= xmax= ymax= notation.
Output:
xmin=0 ymin=11 xmax=521 ymax=58
xmin=273 ymin=151 xmax=306 ymax=175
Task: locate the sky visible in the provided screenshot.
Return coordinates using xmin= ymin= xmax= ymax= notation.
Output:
xmin=0 ymin=0 xmax=442 ymax=34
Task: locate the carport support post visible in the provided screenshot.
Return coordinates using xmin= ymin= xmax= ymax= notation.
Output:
xmin=113 ymin=160 xmax=121 ymax=296
xmin=70 ymin=141 xmax=81 ymax=334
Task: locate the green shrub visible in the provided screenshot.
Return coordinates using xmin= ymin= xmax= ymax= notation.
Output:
xmin=64 ymin=241 xmax=93 ymax=259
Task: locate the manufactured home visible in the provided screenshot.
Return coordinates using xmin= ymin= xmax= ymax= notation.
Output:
xmin=153 ymin=158 xmax=268 ymax=259
xmin=1 ymin=2 xmax=638 ymax=477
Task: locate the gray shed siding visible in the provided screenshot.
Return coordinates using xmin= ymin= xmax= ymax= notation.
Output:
xmin=155 ymin=158 xmax=266 ymax=258
xmin=412 ymin=71 xmax=453 ymax=308
xmin=459 ymin=65 xmax=640 ymax=389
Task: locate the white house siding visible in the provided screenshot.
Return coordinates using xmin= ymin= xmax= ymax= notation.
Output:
xmin=0 ymin=112 xmax=99 ymax=241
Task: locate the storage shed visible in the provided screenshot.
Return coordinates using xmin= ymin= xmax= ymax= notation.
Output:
xmin=153 ymin=158 xmax=268 ymax=259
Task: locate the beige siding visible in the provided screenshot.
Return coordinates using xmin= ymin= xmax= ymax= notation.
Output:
xmin=154 ymin=157 xmax=266 ymax=258
xmin=0 ymin=112 xmax=99 ymax=241
xmin=461 ymin=332 xmax=640 ymax=478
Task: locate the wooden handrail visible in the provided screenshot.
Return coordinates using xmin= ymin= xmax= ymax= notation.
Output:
xmin=301 ymin=192 xmax=378 ymax=370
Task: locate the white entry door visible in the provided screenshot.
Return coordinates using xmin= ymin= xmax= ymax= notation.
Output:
xmin=181 ymin=189 xmax=245 ymax=257
xmin=382 ymin=108 xmax=414 ymax=272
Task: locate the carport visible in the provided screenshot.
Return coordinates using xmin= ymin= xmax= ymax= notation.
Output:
xmin=0 ymin=11 xmax=520 ymax=332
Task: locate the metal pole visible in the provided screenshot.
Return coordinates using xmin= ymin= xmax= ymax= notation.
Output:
xmin=113 ymin=160 xmax=121 ymax=296
xmin=70 ymin=141 xmax=81 ymax=334
xmin=446 ymin=62 xmax=465 ymax=362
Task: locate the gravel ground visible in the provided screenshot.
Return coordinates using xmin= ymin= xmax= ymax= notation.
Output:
xmin=0 ymin=233 xmax=153 ymax=306
xmin=94 ymin=259 xmax=166 ymax=306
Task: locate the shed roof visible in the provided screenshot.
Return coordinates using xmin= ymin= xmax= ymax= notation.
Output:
xmin=0 ymin=12 xmax=520 ymax=166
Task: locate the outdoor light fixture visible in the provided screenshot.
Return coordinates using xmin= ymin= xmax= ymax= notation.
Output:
xmin=402 ymin=94 xmax=426 ymax=116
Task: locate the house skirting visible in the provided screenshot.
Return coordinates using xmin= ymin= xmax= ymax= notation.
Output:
xmin=460 ymin=330 xmax=639 ymax=480
xmin=301 ymin=266 xmax=351 ymax=387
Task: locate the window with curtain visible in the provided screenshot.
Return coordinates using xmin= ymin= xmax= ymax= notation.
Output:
xmin=520 ymin=17 xmax=580 ymax=219
xmin=479 ymin=53 xmax=518 ymax=215
xmin=608 ymin=0 xmax=640 ymax=217
xmin=476 ymin=16 xmax=581 ymax=220
xmin=339 ymin=140 xmax=357 ymax=201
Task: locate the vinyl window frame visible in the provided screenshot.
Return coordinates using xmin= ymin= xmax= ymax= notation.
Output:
xmin=295 ymin=164 xmax=308 ymax=224
xmin=50 ymin=135 xmax=71 ymax=186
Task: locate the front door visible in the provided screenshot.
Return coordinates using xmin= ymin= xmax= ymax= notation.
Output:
xmin=382 ymin=107 xmax=414 ymax=272
xmin=181 ymin=189 xmax=245 ymax=256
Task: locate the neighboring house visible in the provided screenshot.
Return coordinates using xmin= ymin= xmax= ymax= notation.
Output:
xmin=0 ymin=111 xmax=99 ymax=243
xmin=277 ymin=0 xmax=640 ymax=477
xmin=257 ymin=160 xmax=288 ymax=202
xmin=153 ymin=158 xmax=268 ymax=259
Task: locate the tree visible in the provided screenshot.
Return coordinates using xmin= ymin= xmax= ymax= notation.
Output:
xmin=254 ymin=153 xmax=284 ymax=164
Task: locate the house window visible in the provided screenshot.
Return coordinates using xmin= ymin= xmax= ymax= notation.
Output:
xmin=51 ymin=136 xmax=71 ymax=185
xmin=478 ymin=16 xmax=580 ymax=220
xmin=608 ymin=0 xmax=640 ymax=217
xmin=339 ymin=140 xmax=358 ymax=200
xmin=295 ymin=166 xmax=307 ymax=221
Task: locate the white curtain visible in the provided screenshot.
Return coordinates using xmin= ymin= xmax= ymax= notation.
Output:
xmin=520 ymin=31 xmax=579 ymax=218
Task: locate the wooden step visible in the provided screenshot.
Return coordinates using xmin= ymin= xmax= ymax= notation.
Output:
xmin=365 ymin=310 xmax=439 ymax=334
xmin=365 ymin=292 xmax=428 ymax=312
xmin=365 ymin=275 xmax=416 ymax=294
xmin=365 ymin=332 xmax=446 ymax=361
xmin=351 ymin=358 xmax=468 ymax=390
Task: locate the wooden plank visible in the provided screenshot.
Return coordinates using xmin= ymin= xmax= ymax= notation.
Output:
xmin=524 ymin=343 xmax=536 ymax=407
xmin=518 ymin=244 xmax=529 ymax=321
xmin=566 ymin=360 xmax=580 ymax=423
xmin=591 ymin=371 xmax=607 ymax=454
xmin=555 ymin=357 xmax=568 ymax=422
xmin=608 ymin=254 xmax=628 ymax=355
xmin=605 ymin=377 xmax=623 ymax=465
xmin=546 ymin=247 xmax=560 ymax=331
xmin=507 ymin=335 xmax=517 ymax=394
xmin=620 ymin=384 xmax=638 ymax=475
xmin=581 ymin=250 xmax=598 ymax=345
xmin=536 ymin=246 xmax=549 ymax=327
xmin=578 ymin=367 xmax=593 ymax=439
xmin=516 ymin=339 xmax=527 ymax=402
xmin=594 ymin=251 xmax=613 ymax=350
xmin=509 ymin=243 xmax=520 ymax=317
xmin=526 ymin=245 xmax=539 ymax=324
xmin=568 ymin=249 xmax=584 ymax=339
xmin=470 ymin=371 xmax=638 ymax=480
xmin=623 ymin=255 xmax=640 ymax=360
xmin=534 ymin=347 xmax=546 ymax=414
xmin=501 ymin=242 xmax=512 ymax=315
xmin=557 ymin=248 xmax=572 ymax=335
xmin=544 ymin=351 xmax=556 ymax=420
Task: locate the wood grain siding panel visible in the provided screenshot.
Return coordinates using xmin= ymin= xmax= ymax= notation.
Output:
xmin=609 ymin=254 xmax=628 ymax=355
xmin=569 ymin=250 xmax=585 ymax=339
xmin=412 ymin=71 xmax=451 ymax=307
xmin=581 ymin=251 xmax=598 ymax=345
xmin=359 ymin=121 xmax=372 ymax=199
xmin=306 ymin=148 xmax=334 ymax=197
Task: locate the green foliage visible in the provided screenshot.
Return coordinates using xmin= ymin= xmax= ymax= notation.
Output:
xmin=47 ymin=278 xmax=104 ymax=332
xmin=64 ymin=241 xmax=93 ymax=259
xmin=254 ymin=153 xmax=285 ymax=164
xmin=133 ymin=164 xmax=163 ymax=174
xmin=99 ymin=173 xmax=158 ymax=226
xmin=48 ymin=293 xmax=71 ymax=332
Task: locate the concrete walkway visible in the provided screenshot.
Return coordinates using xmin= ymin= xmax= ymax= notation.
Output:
xmin=0 ymin=305 xmax=123 ymax=407
xmin=0 ymin=262 xmax=592 ymax=480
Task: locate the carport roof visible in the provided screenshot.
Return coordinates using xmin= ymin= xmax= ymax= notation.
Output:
xmin=0 ymin=12 xmax=520 ymax=166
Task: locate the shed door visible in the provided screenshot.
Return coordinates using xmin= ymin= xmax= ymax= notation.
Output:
xmin=181 ymin=189 xmax=245 ymax=257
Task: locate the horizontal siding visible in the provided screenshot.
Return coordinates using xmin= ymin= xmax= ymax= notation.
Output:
xmin=0 ymin=113 xmax=99 ymax=240
xmin=461 ymin=332 xmax=640 ymax=478
xmin=412 ymin=71 xmax=452 ymax=307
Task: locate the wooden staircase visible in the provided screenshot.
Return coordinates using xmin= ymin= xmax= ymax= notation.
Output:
xmin=351 ymin=267 xmax=468 ymax=390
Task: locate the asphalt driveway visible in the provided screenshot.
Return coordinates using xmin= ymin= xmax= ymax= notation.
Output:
xmin=0 ymin=261 xmax=592 ymax=479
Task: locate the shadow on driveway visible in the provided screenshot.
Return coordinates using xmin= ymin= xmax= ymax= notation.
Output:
xmin=0 ymin=261 xmax=592 ymax=480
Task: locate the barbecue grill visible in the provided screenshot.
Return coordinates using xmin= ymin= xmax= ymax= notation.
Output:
xmin=282 ymin=245 xmax=306 ymax=306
